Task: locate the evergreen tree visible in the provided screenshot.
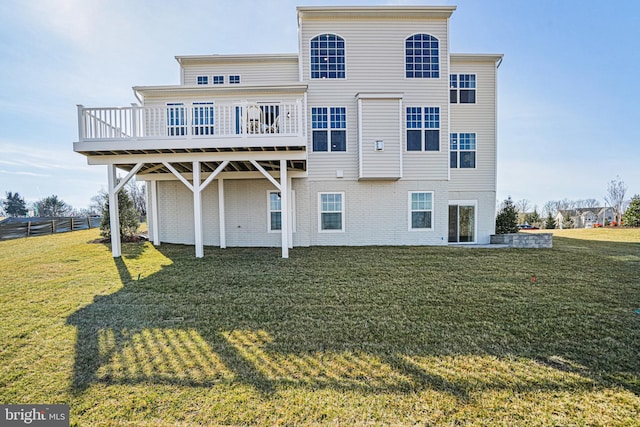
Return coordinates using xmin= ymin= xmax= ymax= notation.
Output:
xmin=100 ymin=188 xmax=140 ymax=240
xmin=622 ymin=195 xmax=640 ymax=227
xmin=34 ymin=195 xmax=72 ymax=217
xmin=2 ymin=191 xmax=27 ymax=217
xmin=563 ymin=212 xmax=575 ymax=229
xmin=495 ymin=197 xmax=519 ymax=234
xmin=529 ymin=209 xmax=541 ymax=226
xmin=545 ymin=212 xmax=557 ymax=229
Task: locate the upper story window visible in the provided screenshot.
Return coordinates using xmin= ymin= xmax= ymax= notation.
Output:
xmin=166 ymin=103 xmax=186 ymax=136
xmin=450 ymin=133 xmax=476 ymax=168
xmin=192 ymin=102 xmax=215 ymax=136
xmin=312 ymin=107 xmax=346 ymax=152
xmin=213 ymin=75 xmax=224 ymax=85
xmin=229 ymin=75 xmax=240 ymax=84
xmin=406 ymin=34 xmax=439 ymax=78
xmin=310 ymin=34 xmax=345 ymax=79
xmin=196 ymin=76 xmax=208 ymax=85
xmin=406 ymin=106 xmax=440 ymax=151
xmin=450 ymin=74 xmax=476 ymax=103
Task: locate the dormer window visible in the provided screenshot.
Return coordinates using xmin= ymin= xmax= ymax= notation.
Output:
xmin=310 ymin=34 xmax=345 ymax=79
xmin=405 ymin=34 xmax=439 ymax=78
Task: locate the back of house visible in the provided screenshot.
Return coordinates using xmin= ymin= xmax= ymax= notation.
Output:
xmin=73 ymin=5 xmax=502 ymax=257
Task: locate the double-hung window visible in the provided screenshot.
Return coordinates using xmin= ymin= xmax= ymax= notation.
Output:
xmin=213 ymin=75 xmax=224 ymax=85
xmin=167 ymin=103 xmax=186 ymax=136
xmin=405 ymin=34 xmax=439 ymax=78
xmin=319 ymin=192 xmax=344 ymax=232
xmin=406 ymin=107 xmax=440 ymax=151
xmin=450 ymin=74 xmax=476 ymax=103
xmin=268 ymin=191 xmax=282 ymax=231
xmin=192 ymin=102 xmax=214 ymax=136
xmin=310 ymin=34 xmax=345 ymax=79
xmin=196 ymin=76 xmax=208 ymax=85
xmin=450 ymin=133 xmax=476 ymax=168
xmin=409 ymin=192 xmax=433 ymax=230
xmin=229 ymin=75 xmax=240 ymax=84
xmin=312 ymin=107 xmax=346 ymax=152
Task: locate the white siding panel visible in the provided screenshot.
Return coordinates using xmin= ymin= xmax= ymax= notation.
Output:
xmin=450 ymin=61 xmax=498 ymax=192
xmin=300 ymin=17 xmax=450 ymax=181
xmin=182 ymin=60 xmax=299 ymax=86
xmin=359 ymin=98 xmax=401 ymax=179
xmin=307 ymin=180 xmax=449 ymax=246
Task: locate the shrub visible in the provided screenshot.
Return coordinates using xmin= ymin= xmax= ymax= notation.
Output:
xmin=622 ymin=195 xmax=640 ymax=227
xmin=99 ymin=188 xmax=140 ymax=241
xmin=495 ymin=197 xmax=519 ymax=234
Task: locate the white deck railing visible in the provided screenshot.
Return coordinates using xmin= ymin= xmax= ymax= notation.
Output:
xmin=77 ymin=100 xmax=305 ymax=142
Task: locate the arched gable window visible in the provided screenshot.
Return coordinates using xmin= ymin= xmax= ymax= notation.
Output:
xmin=405 ymin=34 xmax=439 ymax=78
xmin=310 ymin=34 xmax=345 ymax=79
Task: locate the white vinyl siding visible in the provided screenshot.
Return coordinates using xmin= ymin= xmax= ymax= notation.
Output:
xmin=449 ymin=58 xmax=498 ymax=192
xmin=300 ymin=16 xmax=450 ymax=181
xmin=357 ymin=96 xmax=402 ymax=179
xmin=181 ymin=58 xmax=299 ymax=86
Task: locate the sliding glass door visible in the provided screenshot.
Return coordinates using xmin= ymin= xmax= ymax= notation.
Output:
xmin=448 ymin=203 xmax=476 ymax=243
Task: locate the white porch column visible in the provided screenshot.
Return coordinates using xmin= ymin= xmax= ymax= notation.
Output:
xmin=150 ymin=180 xmax=160 ymax=246
xmin=107 ymin=164 xmax=121 ymax=257
xmin=280 ymin=159 xmax=289 ymax=258
xmin=218 ymin=178 xmax=226 ymax=249
xmin=288 ymin=176 xmax=293 ymax=249
xmin=193 ymin=161 xmax=204 ymax=258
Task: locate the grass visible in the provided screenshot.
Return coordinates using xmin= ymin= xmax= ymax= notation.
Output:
xmin=0 ymin=228 xmax=639 ymax=426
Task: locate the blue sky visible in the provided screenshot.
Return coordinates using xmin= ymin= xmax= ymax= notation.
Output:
xmin=1 ymin=0 xmax=638 ymax=211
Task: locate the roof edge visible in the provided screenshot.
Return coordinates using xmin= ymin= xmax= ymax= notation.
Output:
xmin=297 ymin=5 xmax=456 ymax=19
xmin=176 ymin=53 xmax=299 ymax=66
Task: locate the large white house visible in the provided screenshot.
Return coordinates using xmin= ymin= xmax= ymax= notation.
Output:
xmin=74 ymin=6 xmax=502 ymax=258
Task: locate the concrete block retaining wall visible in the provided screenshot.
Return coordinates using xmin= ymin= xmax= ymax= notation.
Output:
xmin=490 ymin=233 xmax=553 ymax=248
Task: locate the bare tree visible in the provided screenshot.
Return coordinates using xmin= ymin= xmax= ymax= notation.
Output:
xmin=542 ymin=201 xmax=558 ymax=218
xmin=515 ymin=199 xmax=530 ymax=214
xmin=604 ymin=176 xmax=627 ymax=223
xmin=576 ymin=199 xmax=600 ymax=209
xmin=127 ymin=179 xmax=147 ymax=217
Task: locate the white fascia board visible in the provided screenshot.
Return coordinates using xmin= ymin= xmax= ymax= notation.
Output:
xmin=450 ymin=54 xmax=504 ymax=64
xmin=133 ymin=83 xmax=308 ymax=99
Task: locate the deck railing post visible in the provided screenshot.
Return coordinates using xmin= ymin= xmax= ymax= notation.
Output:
xmin=131 ymin=103 xmax=138 ymax=140
xmin=77 ymin=105 xmax=85 ymax=141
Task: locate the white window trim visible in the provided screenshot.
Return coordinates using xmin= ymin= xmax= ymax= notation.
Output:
xmin=318 ymin=192 xmax=345 ymax=233
xmin=448 ymin=200 xmax=478 ymax=244
xmin=229 ymin=74 xmax=241 ymax=84
xmin=450 ymin=132 xmax=477 ymax=169
xmin=408 ymin=191 xmax=434 ymax=231
xmin=450 ymin=73 xmax=477 ymax=104
xmin=311 ymin=106 xmax=348 ymax=153
xmin=267 ymin=190 xmax=296 ymax=233
xmin=309 ymin=32 xmax=347 ymax=80
xmin=405 ymin=105 xmax=441 ymax=153
xmin=404 ymin=33 xmax=441 ymax=80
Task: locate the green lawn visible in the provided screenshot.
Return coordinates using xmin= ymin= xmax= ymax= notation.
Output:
xmin=1 ymin=228 xmax=639 ymax=426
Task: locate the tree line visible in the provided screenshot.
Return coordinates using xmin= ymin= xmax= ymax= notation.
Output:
xmin=0 ymin=180 xmax=147 ymax=219
xmin=502 ymin=176 xmax=640 ymax=229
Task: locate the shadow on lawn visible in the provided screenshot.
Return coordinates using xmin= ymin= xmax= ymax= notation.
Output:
xmin=67 ymin=242 xmax=640 ymax=400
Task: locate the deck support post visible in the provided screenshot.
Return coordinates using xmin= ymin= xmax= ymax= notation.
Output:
xmin=150 ymin=180 xmax=160 ymax=246
xmin=193 ymin=161 xmax=204 ymax=258
xmin=280 ymin=159 xmax=289 ymax=258
xmin=218 ymin=178 xmax=226 ymax=249
xmin=107 ymin=164 xmax=121 ymax=258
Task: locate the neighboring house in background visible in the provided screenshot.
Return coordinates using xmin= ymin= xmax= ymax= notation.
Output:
xmin=73 ymin=5 xmax=502 ymax=258
xmin=556 ymin=207 xmax=615 ymax=229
